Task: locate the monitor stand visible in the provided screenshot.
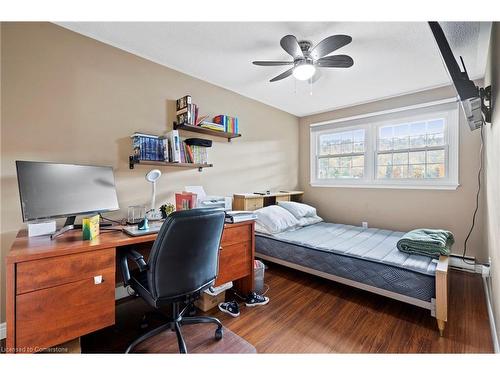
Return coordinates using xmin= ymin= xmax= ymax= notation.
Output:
xmin=50 ymin=215 xmax=114 ymax=240
xmin=51 ymin=216 xmax=76 ymax=240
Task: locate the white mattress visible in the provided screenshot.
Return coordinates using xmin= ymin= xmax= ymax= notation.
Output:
xmin=257 ymin=222 xmax=438 ymax=276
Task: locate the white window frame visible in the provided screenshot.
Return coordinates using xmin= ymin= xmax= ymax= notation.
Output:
xmin=310 ymin=99 xmax=459 ymax=190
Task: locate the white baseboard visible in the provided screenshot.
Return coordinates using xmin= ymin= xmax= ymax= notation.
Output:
xmin=0 ymin=322 xmax=6 ymax=340
xmin=483 ymin=275 xmax=499 ymax=353
xmin=449 ymin=254 xmax=490 ymax=276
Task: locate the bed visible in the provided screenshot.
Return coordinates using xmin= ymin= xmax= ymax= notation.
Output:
xmin=253 ymin=216 xmax=449 ymax=336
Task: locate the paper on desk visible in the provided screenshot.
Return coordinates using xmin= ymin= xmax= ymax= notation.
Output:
xmin=185 ymin=186 xmax=206 ymax=204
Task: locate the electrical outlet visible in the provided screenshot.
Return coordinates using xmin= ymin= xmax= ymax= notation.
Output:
xmin=362 ymin=222 xmax=368 ymax=229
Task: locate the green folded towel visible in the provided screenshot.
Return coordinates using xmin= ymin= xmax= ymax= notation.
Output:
xmin=397 ymin=229 xmax=454 ymax=258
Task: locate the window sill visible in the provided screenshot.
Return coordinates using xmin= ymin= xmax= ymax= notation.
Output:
xmin=310 ymin=182 xmax=460 ymax=190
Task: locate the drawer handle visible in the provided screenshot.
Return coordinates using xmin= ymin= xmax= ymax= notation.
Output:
xmin=94 ymin=275 xmax=104 ymax=285
xmin=219 ymin=246 xmax=223 ymax=251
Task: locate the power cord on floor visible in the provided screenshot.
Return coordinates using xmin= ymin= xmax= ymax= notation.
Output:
xmin=462 ymin=124 xmax=484 ymax=265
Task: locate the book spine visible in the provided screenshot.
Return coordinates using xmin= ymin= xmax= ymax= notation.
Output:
xmin=186 ymin=144 xmax=194 ymax=163
xmin=176 ymin=95 xmax=192 ymax=111
xmin=169 ymin=139 xmax=173 ymax=162
xmin=165 ymin=139 xmax=168 ymax=162
xmin=176 ymin=104 xmax=189 ymax=115
xmin=179 ymin=139 xmax=185 ymax=163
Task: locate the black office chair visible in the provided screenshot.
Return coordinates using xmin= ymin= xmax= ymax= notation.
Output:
xmin=119 ymin=208 xmax=226 ymax=353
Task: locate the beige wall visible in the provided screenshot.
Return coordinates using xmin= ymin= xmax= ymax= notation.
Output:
xmin=0 ymin=22 xmax=3 ymax=327
xmin=299 ymin=86 xmax=485 ymax=261
xmin=484 ymin=22 xmax=500 ymax=341
xmin=0 ymin=22 xmax=299 ymax=322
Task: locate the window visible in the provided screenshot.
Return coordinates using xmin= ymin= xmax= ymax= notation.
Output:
xmin=376 ymin=119 xmax=446 ymax=180
xmin=310 ymin=100 xmax=459 ymax=189
xmin=318 ymin=129 xmax=365 ymax=179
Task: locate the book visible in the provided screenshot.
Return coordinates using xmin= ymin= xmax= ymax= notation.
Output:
xmin=162 ymin=137 xmax=170 ymax=162
xmin=179 ymin=138 xmax=186 ymax=163
xmin=175 ymin=192 xmax=197 ymax=211
xmin=165 ymin=130 xmax=181 ymax=162
xmin=185 ymin=144 xmax=194 ymax=163
xmin=176 ymin=95 xmax=192 ymax=111
xmin=213 ymin=115 xmax=239 ymax=134
xmin=200 ymin=121 xmax=225 ymax=132
xmin=195 ymin=114 xmax=209 ymax=126
xmin=176 ymin=103 xmax=194 ymax=116
xmin=224 ymin=210 xmax=257 ymax=223
xmin=177 ymin=110 xmax=193 ymax=126
xmin=131 ymin=133 xmax=164 ymax=161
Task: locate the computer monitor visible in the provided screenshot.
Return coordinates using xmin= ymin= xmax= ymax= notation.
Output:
xmin=16 ymin=161 xmax=120 ymax=237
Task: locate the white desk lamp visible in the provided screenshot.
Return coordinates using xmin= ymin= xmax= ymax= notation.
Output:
xmin=145 ymin=169 xmax=162 ymax=220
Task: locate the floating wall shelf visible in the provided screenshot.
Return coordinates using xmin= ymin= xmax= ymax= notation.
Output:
xmin=129 ymin=156 xmax=213 ymax=172
xmin=174 ymin=123 xmax=241 ymax=142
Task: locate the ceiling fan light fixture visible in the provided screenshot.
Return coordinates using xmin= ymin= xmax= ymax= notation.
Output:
xmin=292 ymin=62 xmax=316 ymax=81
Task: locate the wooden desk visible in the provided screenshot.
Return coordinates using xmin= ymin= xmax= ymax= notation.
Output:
xmin=5 ymin=221 xmax=255 ymax=353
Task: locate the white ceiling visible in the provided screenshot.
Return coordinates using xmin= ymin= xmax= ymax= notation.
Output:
xmin=57 ymin=22 xmax=492 ymax=117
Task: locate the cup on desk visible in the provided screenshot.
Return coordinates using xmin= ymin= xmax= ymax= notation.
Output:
xmin=127 ymin=205 xmax=145 ymax=225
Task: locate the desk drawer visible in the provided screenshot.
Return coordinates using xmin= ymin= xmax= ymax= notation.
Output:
xmin=16 ymin=248 xmax=115 ymax=294
xmin=222 ymin=224 xmax=251 ymax=247
xmin=216 ymin=241 xmax=252 ymax=286
xmin=16 ymin=269 xmax=115 ymax=351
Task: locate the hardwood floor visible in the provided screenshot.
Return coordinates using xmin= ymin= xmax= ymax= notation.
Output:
xmin=207 ymin=263 xmax=493 ymax=353
xmin=80 ymin=297 xmax=256 ymax=353
xmin=1 ymin=263 xmax=494 ymax=353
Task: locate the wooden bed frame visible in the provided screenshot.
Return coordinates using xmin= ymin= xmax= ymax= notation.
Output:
xmin=239 ymin=193 xmax=449 ymax=336
xmin=256 ymin=251 xmax=449 ymax=336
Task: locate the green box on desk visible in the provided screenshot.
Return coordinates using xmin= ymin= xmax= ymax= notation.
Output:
xmin=82 ymin=214 xmax=100 ymax=240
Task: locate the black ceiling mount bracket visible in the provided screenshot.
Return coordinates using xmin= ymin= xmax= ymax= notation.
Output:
xmin=480 ymin=85 xmax=492 ymax=124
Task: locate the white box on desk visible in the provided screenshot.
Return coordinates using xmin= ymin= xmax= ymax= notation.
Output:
xmin=28 ymin=220 xmax=56 ymax=237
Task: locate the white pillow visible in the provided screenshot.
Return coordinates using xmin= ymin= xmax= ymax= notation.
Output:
xmin=298 ymin=215 xmax=323 ymax=227
xmin=254 ymin=205 xmax=299 ymax=234
xmin=255 ymin=221 xmax=272 ymax=235
xmin=277 ymin=201 xmax=317 ymax=219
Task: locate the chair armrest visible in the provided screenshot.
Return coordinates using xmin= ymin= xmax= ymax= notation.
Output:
xmin=119 ymin=249 xmax=149 ymax=286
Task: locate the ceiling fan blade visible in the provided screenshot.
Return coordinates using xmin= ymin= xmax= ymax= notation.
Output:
xmin=280 ymin=35 xmax=304 ymax=59
xmin=316 ymin=55 xmax=354 ymax=68
xmin=310 ymin=35 xmax=352 ymax=60
xmin=270 ymin=68 xmax=294 ymax=82
xmin=252 ymin=61 xmax=294 ymax=66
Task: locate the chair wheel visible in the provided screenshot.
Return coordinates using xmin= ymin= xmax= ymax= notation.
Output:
xmin=215 ymin=327 xmax=223 ymax=340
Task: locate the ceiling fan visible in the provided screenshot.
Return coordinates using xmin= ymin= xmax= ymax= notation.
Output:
xmin=253 ymin=34 xmax=354 ymax=82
